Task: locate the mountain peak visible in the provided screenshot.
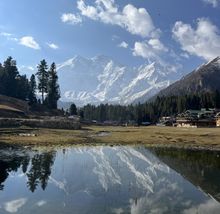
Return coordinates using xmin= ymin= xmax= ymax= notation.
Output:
xmin=57 ymin=55 xmax=181 ymax=105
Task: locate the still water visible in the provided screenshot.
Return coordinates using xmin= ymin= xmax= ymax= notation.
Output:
xmin=0 ymin=144 xmax=220 ymax=214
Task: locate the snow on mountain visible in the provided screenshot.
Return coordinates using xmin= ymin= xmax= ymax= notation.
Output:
xmin=57 ymin=55 xmax=181 ymax=106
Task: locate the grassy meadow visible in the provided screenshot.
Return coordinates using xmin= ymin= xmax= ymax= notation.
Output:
xmin=0 ymin=125 xmax=220 ymax=150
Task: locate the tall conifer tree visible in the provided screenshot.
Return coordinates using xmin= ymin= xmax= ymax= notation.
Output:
xmin=3 ymin=57 xmax=19 ymax=97
xmin=28 ymin=74 xmax=37 ymax=105
xmin=36 ymin=59 xmax=48 ymax=103
xmin=47 ymin=62 xmax=60 ymax=109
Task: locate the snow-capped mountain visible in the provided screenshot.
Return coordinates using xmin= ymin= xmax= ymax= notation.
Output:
xmin=57 ymin=55 xmax=182 ymax=106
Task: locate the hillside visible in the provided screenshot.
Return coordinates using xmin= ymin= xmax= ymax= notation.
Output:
xmin=156 ymin=57 xmax=220 ymax=97
xmin=0 ymin=94 xmax=29 ymax=117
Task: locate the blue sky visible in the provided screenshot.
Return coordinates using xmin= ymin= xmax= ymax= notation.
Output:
xmin=0 ymin=0 xmax=220 ymax=76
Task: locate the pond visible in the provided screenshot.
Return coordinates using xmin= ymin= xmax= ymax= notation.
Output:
xmin=0 ymin=144 xmax=220 ymax=214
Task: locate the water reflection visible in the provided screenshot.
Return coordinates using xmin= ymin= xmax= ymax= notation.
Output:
xmin=150 ymin=147 xmax=220 ymax=203
xmin=0 ymin=144 xmax=219 ymax=214
xmin=0 ymin=144 xmax=56 ymax=192
xmin=27 ymin=151 xmax=56 ymax=192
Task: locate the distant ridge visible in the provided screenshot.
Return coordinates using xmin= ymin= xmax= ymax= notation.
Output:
xmin=155 ymin=56 xmax=220 ymax=97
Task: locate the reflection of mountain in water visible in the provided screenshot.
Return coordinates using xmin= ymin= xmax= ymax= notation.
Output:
xmin=0 ymin=144 xmax=56 ymax=192
xmin=46 ymin=146 xmax=220 ymax=213
xmin=0 ymin=145 xmax=220 ymax=213
xmin=151 ymin=148 xmax=220 ymax=202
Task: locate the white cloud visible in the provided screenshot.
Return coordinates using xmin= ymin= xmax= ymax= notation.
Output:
xmin=133 ymin=41 xmax=156 ymax=59
xmin=203 ymin=0 xmax=220 ymax=7
xmin=1 ymin=32 xmax=41 ymax=50
xmin=19 ymin=36 xmax=41 ymax=50
xmin=133 ymin=39 xmax=167 ymax=59
xmin=148 ymin=39 xmax=168 ymax=52
xmin=0 ymin=32 xmax=18 ymax=42
xmin=4 ymin=198 xmax=27 ymax=213
xmin=77 ymin=0 xmax=99 ymax=20
xmin=77 ymin=0 xmax=157 ymax=38
xmin=0 ymin=32 xmax=12 ymax=37
xmin=20 ymin=65 xmax=35 ymax=71
xmin=172 ymin=18 xmax=220 ymax=61
xmin=61 ymin=13 xmax=82 ymax=25
xmin=47 ymin=42 xmax=59 ymax=49
xmin=118 ymin=41 xmax=128 ymax=48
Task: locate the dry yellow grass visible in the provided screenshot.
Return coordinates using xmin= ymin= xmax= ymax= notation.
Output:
xmin=0 ymin=104 xmax=22 ymax=112
xmin=91 ymin=126 xmax=220 ymax=150
xmin=0 ymin=128 xmax=86 ymax=146
xmin=0 ymin=126 xmax=220 ymax=150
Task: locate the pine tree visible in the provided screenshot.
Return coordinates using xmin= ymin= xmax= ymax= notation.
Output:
xmin=16 ymin=75 xmax=30 ymax=100
xmin=28 ymin=74 xmax=37 ymax=105
xmin=36 ymin=59 xmax=48 ymax=103
xmin=69 ymin=103 xmax=77 ymax=115
xmin=2 ymin=57 xmax=19 ymax=97
xmin=47 ymin=63 xmax=60 ymax=109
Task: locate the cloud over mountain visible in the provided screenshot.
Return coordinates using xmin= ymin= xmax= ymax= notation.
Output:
xmin=133 ymin=39 xmax=168 ymax=59
xmin=76 ymin=0 xmax=157 ymax=38
xmin=172 ymin=18 xmax=220 ymax=61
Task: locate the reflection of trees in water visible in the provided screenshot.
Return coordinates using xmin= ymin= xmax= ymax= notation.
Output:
xmin=0 ymin=145 xmax=55 ymax=192
xmin=150 ymin=148 xmax=220 ymax=202
xmin=27 ymin=151 xmax=56 ymax=192
xmin=0 ymin=147 xmax=30 ymax=190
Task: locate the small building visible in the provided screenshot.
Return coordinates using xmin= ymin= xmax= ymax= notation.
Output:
xmin=157 ymin=116 xmax=176 ymax=126
xmin=176 ymin=109 xmax=217 ymax=128
xmin=176 ymin=118 xmax=216 ymax=128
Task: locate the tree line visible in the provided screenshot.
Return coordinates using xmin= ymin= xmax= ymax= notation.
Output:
xmin=77 ymin=91 xmax=220 ymax=124
xmin=0 ymin=57 xmax=60 ymax=109
xmin=2 ymin=56 xmax=220 ymax=120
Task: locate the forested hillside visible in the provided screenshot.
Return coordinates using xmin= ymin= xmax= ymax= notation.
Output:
xmin=0 ymin=57 xmax=60 ymax=111
xmin=79 ymin=91 xmax=220 ymax=123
